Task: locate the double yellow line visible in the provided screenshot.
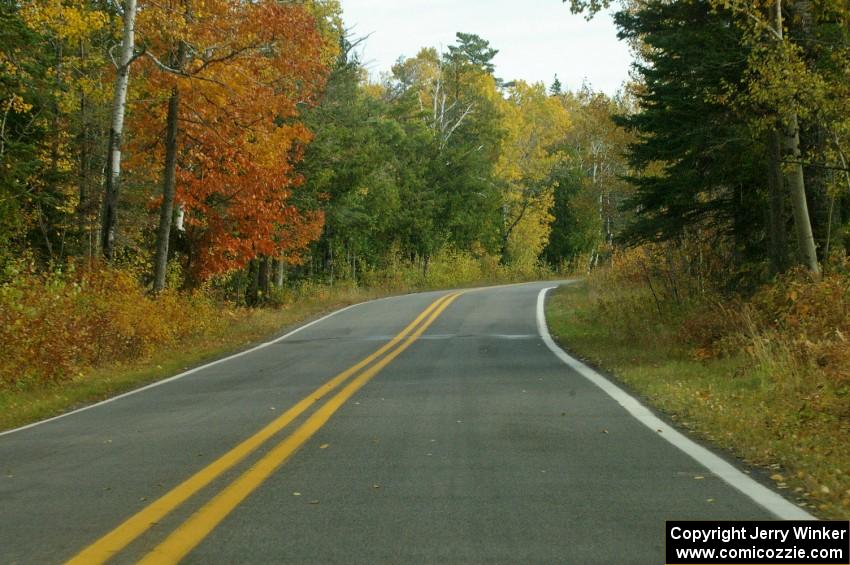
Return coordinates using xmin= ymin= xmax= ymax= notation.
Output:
xmin=68 ymin=292 xmax=462 ymax=565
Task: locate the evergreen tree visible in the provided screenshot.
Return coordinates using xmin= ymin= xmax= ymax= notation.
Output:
xmin=614 ymin=0 xmax=769 ymax=263
xmin=549 ymin=75 xmax=563 ymax=96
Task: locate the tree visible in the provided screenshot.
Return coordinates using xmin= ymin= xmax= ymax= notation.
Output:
xmin=700 ymin=0 xmax=850 ymax=272
xmin=101 ymin=0 xmax=137 ymax=261
xmin=544 ymin=88 xmax=633 ymax=270
xmin=496 ymin=81 xmax=571 ymax=267
xmin=129 ymin=0 xmax=330 ymax=287
xmin=8 ymin=0 xmax=113 ymax=263
xmin=613 ymin=0 xmax=770 ymax=264
xmin=549 ymin=75 xmax=563 ymax=96
xmin=445 ymin=32 xmax=498 ymax=75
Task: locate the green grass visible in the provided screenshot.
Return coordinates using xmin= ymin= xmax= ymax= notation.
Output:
xmin=546 ymin=282 xmax=850 ymax=520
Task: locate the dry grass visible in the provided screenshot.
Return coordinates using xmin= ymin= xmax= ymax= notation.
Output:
xmin=0 ymin=282 xmax=382 ymax=431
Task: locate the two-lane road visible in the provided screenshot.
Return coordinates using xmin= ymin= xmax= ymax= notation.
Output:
xmin=0 ymin=282 xmax=810 ymax=564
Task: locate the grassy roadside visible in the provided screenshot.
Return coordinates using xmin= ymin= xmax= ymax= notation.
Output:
xmin=546 ymin=282 xmax=850 ymax=520
xmin=0 ymin=285 xmax=383 ymax=432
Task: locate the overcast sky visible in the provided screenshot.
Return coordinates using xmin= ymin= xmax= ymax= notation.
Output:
xmin=339 ymin=0 xmax=633 ymax=95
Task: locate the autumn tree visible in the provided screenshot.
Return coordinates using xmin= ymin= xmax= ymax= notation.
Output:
xmin=544 ymin=88 xmax=633 ymax=270
xmin=707 ymin=0 xmax=850 ymax=273
xmin=495 ymin=81 xmax=571 ymax=269
xmin=128 ymin=0 xmax=331 ymax=290
xmin=2 ymin=0 xmax=113 ymax=265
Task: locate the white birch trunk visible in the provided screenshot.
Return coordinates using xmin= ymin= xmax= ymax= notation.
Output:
xmin=774 ymin=0 xmax=820 ymax=275
xmin=100 ymin=0 xmax=137 ymax=259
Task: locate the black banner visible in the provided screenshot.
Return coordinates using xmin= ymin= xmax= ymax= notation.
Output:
xmin=666 ymin=521 xmax=849 ymax=565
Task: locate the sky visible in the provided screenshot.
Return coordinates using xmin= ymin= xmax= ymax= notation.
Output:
xmin=339 ymin=0 xmax=634 ymax=95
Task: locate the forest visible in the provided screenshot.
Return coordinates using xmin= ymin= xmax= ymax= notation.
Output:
xmin=0 ymin=0 xmax=629 ymax=295
xmin=1 ymin=0 xmax=849 ymax=515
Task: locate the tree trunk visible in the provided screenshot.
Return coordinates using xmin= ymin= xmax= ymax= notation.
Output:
xmin=328 ymin=239 xmax=334 ymax=285
xmin=153 ymin=68 xmax=183 ymax=292
xmin=76 ymin=38 xmax=98 ymax=261
xmin=174 ymin=203 xmax=185 ymax=232
xmin=246 ymin=260 xmax=260 ymax=306
xmin=774 ymin=0 xmax=820 ymax=276
xmin=784 ymin=115 xmax=819 ymax=275
xmin=77 ymin=86 xmax=90 ymax=258
xmin=100 ymin=0 xmax=137 ymax=260
xmin=767 ymin=130 xmax=788 ymax=274
xmin=258 ymin=256 xmax=270 ymax=300
xmin=275 ymin=258 xmax=286 ymax=287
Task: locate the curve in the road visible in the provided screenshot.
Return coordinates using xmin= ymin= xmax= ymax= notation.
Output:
xmin=537 ymin=286 xmax=814 ymax=521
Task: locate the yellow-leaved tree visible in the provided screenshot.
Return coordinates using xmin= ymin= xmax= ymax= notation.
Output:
xmin=496 ymin=81 xmax=571 ymax=271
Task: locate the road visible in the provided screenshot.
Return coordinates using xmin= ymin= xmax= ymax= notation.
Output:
xmin=0 ymin=282 xmax=811 ymax=564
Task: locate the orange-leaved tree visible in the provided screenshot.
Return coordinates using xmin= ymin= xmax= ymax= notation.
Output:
xmin=129 ymin=0 xmax=331 ymax=289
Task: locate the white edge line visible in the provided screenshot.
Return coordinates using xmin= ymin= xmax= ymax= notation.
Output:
xmin=536 ymin=286 xmax=815 ymax=521
xmin=0 ymin=301 xmax=366 ymax=438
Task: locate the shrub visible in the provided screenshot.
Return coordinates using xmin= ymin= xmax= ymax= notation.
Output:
xmin=0 ymin=265 xmax=225 ymax=389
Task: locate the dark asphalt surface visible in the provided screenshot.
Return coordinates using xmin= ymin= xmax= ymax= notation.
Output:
xmin=0 ymin=282 xmax=790 ymax=564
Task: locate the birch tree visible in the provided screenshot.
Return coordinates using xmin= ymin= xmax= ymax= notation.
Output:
xmin=100 ymin=0 xmax=137 ymax=260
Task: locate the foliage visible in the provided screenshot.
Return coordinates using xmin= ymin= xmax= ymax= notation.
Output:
xmin=0 ymin=262 xmax=224 ymax=388
xmin=0 ymin=0 xmax=114 ymax=265
xmin=544 ymin=87 xmax=633 ymax=270
xmin=129 ymin=0 xmax=330 ymax=281
xmin=496 ymin=81 xmax=570 ymax=267
xmin=614 ymin=1 xmax=769 ymax=255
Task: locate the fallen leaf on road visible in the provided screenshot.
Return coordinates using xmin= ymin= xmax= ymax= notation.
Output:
xmin=292 ymin=492 xmax=301 ymax=496
xmin=319 ymin=444 xmax=329 ymax=449
xmin=601 ymin=429 xmax=609 ymax=434
xmin=770 ymin=474 xmax=784 ymax=482
xmin=706 ymin=498 xmax=715 ymax=503
xmin=372 ymin=484 xmax=381 ymax=489
xmin=308 ymin=500 xmax=319 ymax=505
xmin=694 ymin=476 xmax=704 ymax=480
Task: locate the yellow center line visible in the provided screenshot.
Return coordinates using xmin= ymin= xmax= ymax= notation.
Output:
xmin=137 ymin=292 xmax=462 ymax=565
xmin=66 ymin=292 xmax=454 ymax=565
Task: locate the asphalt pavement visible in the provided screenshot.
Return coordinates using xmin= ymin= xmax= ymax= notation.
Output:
xmin=0 ymin=282 xmax=810 ymax=564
